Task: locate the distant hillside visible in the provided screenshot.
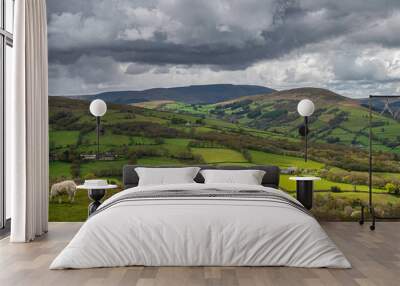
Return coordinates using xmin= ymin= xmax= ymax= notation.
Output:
xmin=159 ymin=87 xmax=400 ymax=153
xmin=48 ymin=95 xmax=400 ymax=177
xmin=218 ymin=87 xmax=357 ymax=106
xmin=74 ymin=84 xmax=275 ymax=105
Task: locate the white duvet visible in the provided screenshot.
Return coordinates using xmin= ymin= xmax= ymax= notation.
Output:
xmin=50 ymin=183 xmax=351 ymax=269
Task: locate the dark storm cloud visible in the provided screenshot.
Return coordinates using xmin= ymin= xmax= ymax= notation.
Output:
xmin=46 ymin=0 xmax=93 ymax=17
xmin=47 ymin=0 xmax=400 ymax=95
xmin=47 ymin=0 xmax=400 ymax=69
xmin=49 ymin=39 xmax=284 ymax=70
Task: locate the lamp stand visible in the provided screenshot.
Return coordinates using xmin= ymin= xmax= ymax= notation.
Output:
xmin=304 ymin=116 xmax=308 ymax=162
xmin=96 ymin=116 xmax=100 ymax=160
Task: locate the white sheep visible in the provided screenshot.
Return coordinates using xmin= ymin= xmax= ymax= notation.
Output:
xmin=50 ymin=180 xmax=77 ymax=203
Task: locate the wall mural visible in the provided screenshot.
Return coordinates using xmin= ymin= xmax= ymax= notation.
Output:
xmin=47 ymin=1 xmax=400 ymax=222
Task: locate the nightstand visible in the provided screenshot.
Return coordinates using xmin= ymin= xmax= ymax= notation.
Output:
xmin=289 ymin=177 xmax=320 ymax=210
xmin=77 ymin=180 xmax=118 ymax=216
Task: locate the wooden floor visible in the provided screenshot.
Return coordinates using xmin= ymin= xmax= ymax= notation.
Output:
xmin=0 ymin=222 xmax=399 ymax=286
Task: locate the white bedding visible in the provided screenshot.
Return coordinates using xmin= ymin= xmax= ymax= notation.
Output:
xmin=50 ymin=183 xmax=351 ymax=269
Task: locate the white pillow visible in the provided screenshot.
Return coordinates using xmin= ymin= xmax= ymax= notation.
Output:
xmin=135 ymin=167 xmax=200 ymax=186
xmin=200 ymin=169 xmax=266 ymax=185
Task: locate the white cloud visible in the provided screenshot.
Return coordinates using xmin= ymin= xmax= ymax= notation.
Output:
xmin=47 ymin=0 xmax=400 ymax=97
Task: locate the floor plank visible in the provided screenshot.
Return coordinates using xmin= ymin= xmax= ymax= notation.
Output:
xmin=0 ymin=222 xmax=398 ymax=286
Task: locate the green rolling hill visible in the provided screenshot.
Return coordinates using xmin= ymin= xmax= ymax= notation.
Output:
xmin=158 ymin=87 xmax=400 ymax=154
xmin=48 ymin=94 xmax=400 ymax=221
xmin=49 ymin=93 xmax=400 ymax=182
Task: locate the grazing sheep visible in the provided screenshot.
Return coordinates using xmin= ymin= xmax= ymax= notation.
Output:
xmin=50 ymin=180 xmax=77 ymax=203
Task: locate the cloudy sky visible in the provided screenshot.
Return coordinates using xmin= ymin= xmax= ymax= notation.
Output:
xmin=47 ymin=0 xmax=400 ymax=98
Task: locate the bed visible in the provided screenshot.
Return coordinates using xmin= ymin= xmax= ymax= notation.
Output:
xmin=50 ymin=165 xmax=351 ymax=269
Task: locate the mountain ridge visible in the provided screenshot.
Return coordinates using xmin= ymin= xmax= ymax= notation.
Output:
xmin=216 ymin=87 xmax=358 ymax=107
xmin=157 ymin=86 xmax=400 ymax=154
xmin=73 ymin=84 xmax=276 ymax=105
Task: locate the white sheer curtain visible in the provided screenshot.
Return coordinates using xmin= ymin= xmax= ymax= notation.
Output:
xmin=8 ymin=0 xmax=49 ymax=242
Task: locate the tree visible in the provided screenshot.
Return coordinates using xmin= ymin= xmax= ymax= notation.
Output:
xmin=247 ymin=109 xmax=262 ymax=119
xmin=83 ymin=173 xmax=96 ymax=180
xmin=127 ymin=150 xmax=137 ymax=164
xmin=61 ymin=150 xmax=70 ymax=162
xmin=386 ymin=182 xmax=400 ymax=195
xmin=327 ymin=137 xmax=340 ymax=144
xmin=242 ymin=149 xmax=252 ymax=162
xmin=195 ymin=118 xmax=204 ymax=125
xmin=330 ymin=186 xmax=341 ymax=193
xmin=345 ymin=173 xmax=367 ymax=192
xmin=152 ymin=138 xmax=164 ymax=145
xmin=70 ymin=161 xmax=80 ymax=178
xmin=171 ymin=117 xmax=187 ymax=125
xmin=49 ymin=140 xmax=56 ymax=151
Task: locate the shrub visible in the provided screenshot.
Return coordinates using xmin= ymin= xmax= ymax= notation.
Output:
xmin=193 ymin=154 xmax=205 ymax=164
xmin=195 ymin=118 xmax=204 ymax=125
xmin=326 ymin=137 xmax=340 ymax=144
xmin=330 ymin=186 xmax=342 ymax=193
xmin=130 ymin=147 xmax=168 ymax=158
xmin=261 ymin=109 xmax=288 ymax=120
xmin=385 ymin=183 xmax=400 ymax=195
xmin=49 ymin=111 xmax=80 ymax=128
xmin=127 ymin=151 xmax=137 ymax=164
xmin=246 ymin=109 xmax=262 ymax=119
xmin=172 ymin=151 xmax=194 ymax=160
xmin=94 ymin=168 xmax=121 ymax=177
xmin=170 ymin=117 xmax=187 ymax=125
xmin=108 ymin=179 xmax=118 ymax=185
xmin=83 ymin=173 xmax=96 ymax=180
xmin=154 ymin=138 xmax=165 ymax=145
xmin=70 ymin=161 xmax=80 ymax=178
xmin=242 ymin=149 xmax=252 ymax=162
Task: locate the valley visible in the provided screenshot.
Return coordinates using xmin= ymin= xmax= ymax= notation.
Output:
xmin=48 ymin=87 xmax=400 ymax=222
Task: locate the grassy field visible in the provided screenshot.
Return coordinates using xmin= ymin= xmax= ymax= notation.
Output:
xmin=137 ymin=157 xmax=184 ymax=165
xmin=80 ymin=159 xmax=129 ymax=176
xmin=325 ymin=192 xmax=400 ymax=204
xmin=49 ymin=188 xmax=121 ymax=221
xmin=131 ymin=136 xmax=158 ymax=145
xmin=191 ymin=148 xmax=248 ymax=164
xmin=164 ymin=138 xmax=191 ymax=146
xmin=48 ymin=179 xmax=399 ymax=222
xmin=279 ymin=174 xmax=385 ymax=193
xmin=133 ymin=100 xmax=175 ymax=109
xmin=250 ymin=150 xmax=324 ymax=169
xmin=83 ymin=130 xmax=131 ymax=146
xmin=49 ymin=161 xmax=71 ymax=180
xmin=49 ymin=148 xmax=393 ymax=222
xmin=163 ymin=102 xmax=215 ymax=116
xmin=162 ymin=138 xmax=191 ymax=153
xmin=48 ymin=95 xmax=400 ymax=222
xmin=48 ymin=155 xmax=396 ymax=222
xmin=50 ymin=130 xmax=80 ymax=147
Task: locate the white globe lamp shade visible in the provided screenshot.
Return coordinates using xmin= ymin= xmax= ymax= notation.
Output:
xmin=89 ymin=99 xmax=107 ymax=117
xmin=297 ymin=99 xmax=315 ymax=117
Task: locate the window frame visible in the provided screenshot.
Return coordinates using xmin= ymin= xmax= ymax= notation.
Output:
xmin=0 ymin=0 xmax=13 ymax=231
